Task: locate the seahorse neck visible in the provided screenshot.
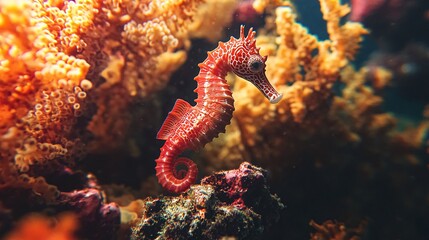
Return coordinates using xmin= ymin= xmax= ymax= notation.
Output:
xmin=198 ymin=48 xmax=231 ymax=79
xmin=194 ymin=46 xmax=233 ymax=105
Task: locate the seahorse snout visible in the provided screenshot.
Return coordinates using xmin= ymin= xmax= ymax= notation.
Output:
xmin=252 ymin=74 xmax=283 ymax=104
xmin=269 ymin=92 xmax=283 ymax=104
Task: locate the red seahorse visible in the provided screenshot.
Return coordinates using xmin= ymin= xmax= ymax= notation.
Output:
xmin=155 ymin=26 xmax=282 ymax=193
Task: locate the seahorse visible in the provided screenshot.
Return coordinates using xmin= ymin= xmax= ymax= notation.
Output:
xmin=155 ymin=26 xmax=282 ymax=193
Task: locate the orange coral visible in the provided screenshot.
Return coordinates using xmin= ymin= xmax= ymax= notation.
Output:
xmin=4 ymin=213 xmax=78 ymax=240
xmin=0 ymin=0 xmax=204 ymax=199
xmin=0 ymin=0 xmax=97 ymax=200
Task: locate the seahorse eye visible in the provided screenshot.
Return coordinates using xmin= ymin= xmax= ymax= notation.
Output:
xmin=248 ymin=56 xmax=264 ymax=73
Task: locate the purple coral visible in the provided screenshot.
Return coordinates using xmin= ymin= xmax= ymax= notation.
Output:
xmin=350 ymin=0 xmax=429 ymax=48
xmin=59 ymin=189 xmax=120 ymax=240
xmin=233 ymin=0 xmax=263 ymax=26
xmin=202 ymin=162 xmax=276 ymax=210
xmin=131 ymin=162 xmax=284 ymax=240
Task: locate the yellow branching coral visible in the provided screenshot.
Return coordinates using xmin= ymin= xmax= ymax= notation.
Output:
xmin=236 ymin=0 xmax=365 ymax=125
xmin=202 ymin=0 xmax=371 ymax=171
xmin=266 ymin=1 xmax=368 ymax=122
xmin=226 ymin=0 xmax=368 ymax=147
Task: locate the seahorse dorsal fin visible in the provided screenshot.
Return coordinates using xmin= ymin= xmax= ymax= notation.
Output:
xmin=157 ymin=99 xmax=192 ymax=140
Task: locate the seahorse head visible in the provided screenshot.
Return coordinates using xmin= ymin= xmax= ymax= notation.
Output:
xmin=228 ymin=25 xmax=283 ymax=104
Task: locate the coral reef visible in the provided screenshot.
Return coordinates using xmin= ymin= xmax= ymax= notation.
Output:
xmin=0 ymin=0 xmax=204 ymax=213
xmin=130 ymin=162 xmax=284 ymax=240
xmin=0 ymin=0 xmax=100 ymax=209
xmin=0 ymin=0 xmax=241 ymax=237
xmin=1 ymin=0 xmax=428 ymax=239
xmin=0 ymin=0 xmax=205 ymax=183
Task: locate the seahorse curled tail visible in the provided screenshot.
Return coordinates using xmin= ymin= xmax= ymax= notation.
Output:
xmin=155 ymin=140 xmax=198 ymax=193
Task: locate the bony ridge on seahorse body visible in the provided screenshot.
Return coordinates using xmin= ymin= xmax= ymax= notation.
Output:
xmin=155 ymin=25 xmax=282 ymax=193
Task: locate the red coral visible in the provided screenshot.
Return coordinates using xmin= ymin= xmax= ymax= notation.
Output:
xmin=202 ymin=162 xmax=271 ymax=209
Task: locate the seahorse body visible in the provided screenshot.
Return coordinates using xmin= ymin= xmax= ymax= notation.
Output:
xmin=155 ymin=26 xmax=282 ymax=193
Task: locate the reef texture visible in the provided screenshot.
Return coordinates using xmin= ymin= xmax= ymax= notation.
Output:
xmin=130 ymin=162 xmax=284 ymax=240
xmin=0 ymin=0 xmax=203 ymax=219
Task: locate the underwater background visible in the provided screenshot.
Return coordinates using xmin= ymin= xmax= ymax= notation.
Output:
xmin=0 ymin=0 xmax=428 ymax=239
